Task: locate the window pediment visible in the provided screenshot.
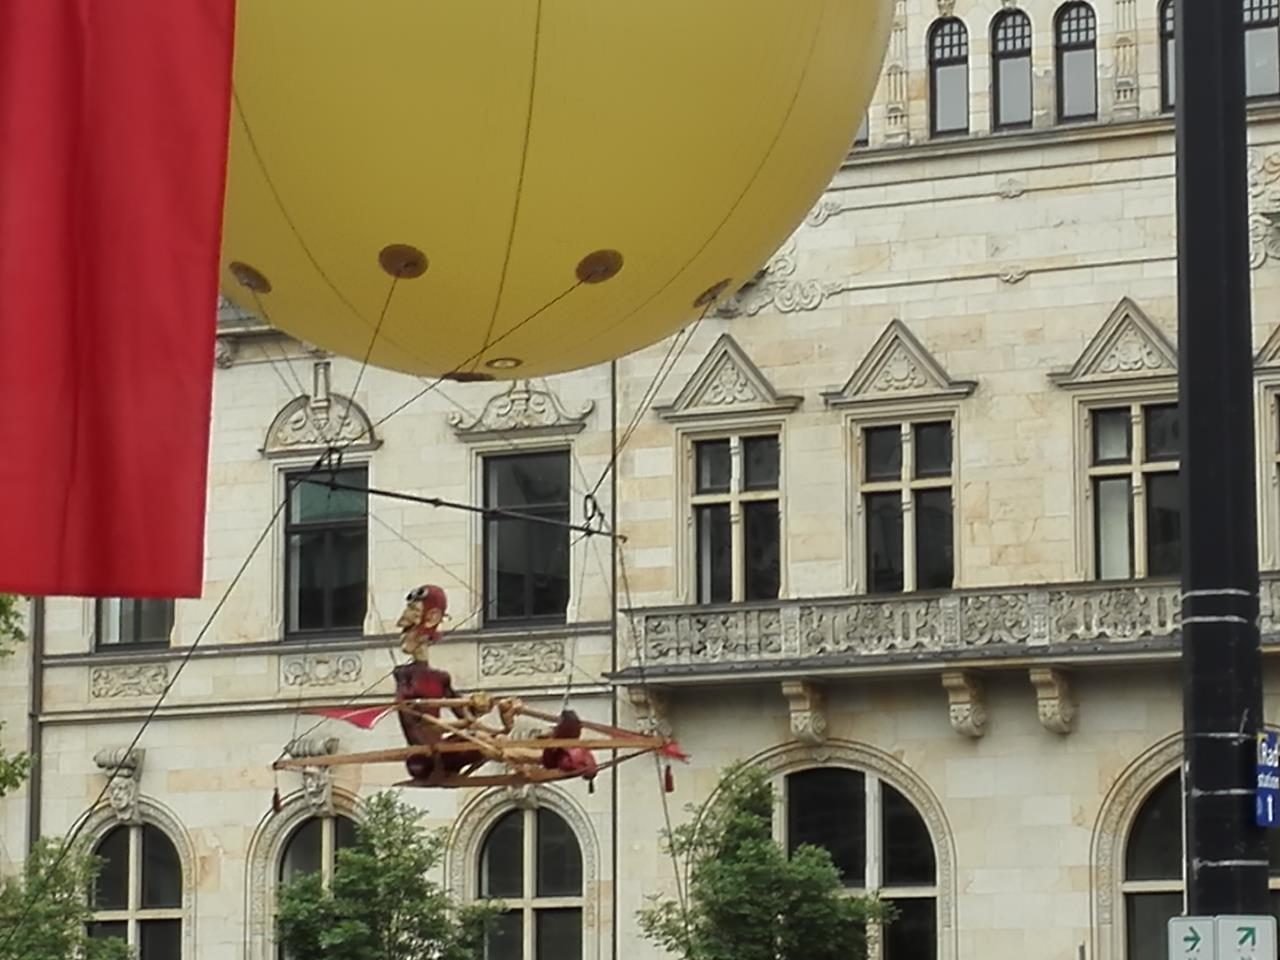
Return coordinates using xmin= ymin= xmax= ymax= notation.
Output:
xmin=449 ymin=381 xmax=593 ymax=442
xmin=1257 ymin=323 xmax=1280 ymax=371
xmin=822 ymin=319 xmax=976 ymax=409
xmin=262 ymin=360 xmax=379 ymax=457
xmin=656 ymin=333 xmax=801 ymax=422
xmin=1049 ymin=298 xmax=1178 ymax=390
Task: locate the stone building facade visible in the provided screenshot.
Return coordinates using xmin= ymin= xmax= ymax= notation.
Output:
xmin=6 ymin=1 xmax=1280 ymax=958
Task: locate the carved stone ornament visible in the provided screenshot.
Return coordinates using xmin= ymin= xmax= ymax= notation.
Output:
xmin=997 ymin=178 xmax=1025 ymax=199
xmin=94 ymin=747 xmax=144 ymax=824
xmin=1246 ymin=148 xmax=1280 ymax=268
xmin=655 ymin=332 xmax=802 ymax=421
xmin=1112 ymin=0 xmax=1139 ymax=118
xmin=941 ymin=670 xmax=987 ymax=738
xmin=936 ymin=0 xmax=955 ymax=14
xmin=448 ymin=381 xmax=594 ymax=441
xmin=627 ymin=685 xmax=672 ymax=736
xmin=1030 ymin=667 xmax=1076 ymax=734
xmin=823 ymin=319 xmax=977 ymax=408
xmin=781 ymin=680 xmax=827 ymax=745
xmin=714 ymin=240 xmax=835 ymax=318
xmin=90 ymin=664 xmax=169 ymax=699
xmin=285 ymin=737 xmax=340 ymax=814
xmin=280 ymin=652 xmax=362 ymax=688
xmin=479 ymin=639 xmax=566 ymax=677
xmin=261 ymin=360 xmax=379 ymax=457
xmin=998 ymin=267 xmax=1028 ymax=285
xmin=1048 ymin=297 xmax=1178 ymax=388
xmin=214 ymin=336 xmax=238 ymax=369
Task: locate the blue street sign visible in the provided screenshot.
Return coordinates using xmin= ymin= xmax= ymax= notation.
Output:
xmin=1256 ymin=731 xmax=1280 ymax=828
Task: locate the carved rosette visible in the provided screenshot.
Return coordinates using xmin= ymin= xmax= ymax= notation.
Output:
xmin=1029 ymin=667 xmax=1076 ymax=734
xmin=449 ymin=381 xmax=594 ymax=439
xmin=781 ymin=680 xmax=828 ymax=745
xmin=91 ymin=664 xmax=169 ymax=699
xmin=941 ymin=671 xmax=986 ymax=738
xmin=280 ymin=653 xmax=362 ymax=688
xmin=479 ymin=640 xmax=566 ymax=677
xmin=93 ymin=747 xmax=144 ymax=824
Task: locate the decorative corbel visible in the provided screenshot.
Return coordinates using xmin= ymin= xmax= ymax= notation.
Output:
xmin=285 ymin=736 xmax=340 ymax=814
xmin=781 ymin=680 xmax=828 ymax=745
xmin=627 ymin=685 xmax=672 ymax=737
xmin=1030 ymin=667 xmax=1076 ymax=734
xmin=93 ymin=747 xmax=144 ymax=824
xmin=504 ymin=784 xmax=545 ymax=810
xmin=941 ymin=671 xmax=987 ymax=738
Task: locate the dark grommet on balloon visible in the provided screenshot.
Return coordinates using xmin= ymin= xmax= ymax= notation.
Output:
xmin=575 ymin=249 xmax=624 ymax=284
xmin=229 ymin=261 xmax=272 ymax=293
xmin=443 ymin=370 xmax=495 ymax=382
xmin=378 ymin=244 xmax=429 ymax=279
xmin=694 ymin=278 xmax=733 ymax=308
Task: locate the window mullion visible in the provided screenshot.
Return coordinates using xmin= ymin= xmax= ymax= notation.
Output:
xmin=902 ymin=422 xmax=917 ymax=592
xmin=730 ymin=437 xmax=745 ymax=602
xmin=129 ymin=824 xmax=141 ymax=945
xmin=322 ymin=818 xmax=334 ymax=890
xmin=524 ymin=809 xmax=537 ymax=960
xmin=866 ymin=776 xmax=882 ymax=892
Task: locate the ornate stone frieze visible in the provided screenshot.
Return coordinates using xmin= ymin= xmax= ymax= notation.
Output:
xmin=823 ymin=319 xmax=977 ymax=408
xmin=280 ymin=652 xmax=362 ymax=688
xmin=93 ymin=747 xmax=144 ymax=823
xmin=1244 ymin=149 xmax=1280 ymax=269
xmin=479 ymin=640 xmax=566 ymax=677
xmin=655 ymin=333 xmax=801 ymax=421
xmin=781 ymin=680 xmax=827 ymax=745
xmin=261 ymin=360 xmax=379 ymax=456
xmin=941 ymin=671 xmax=986 ymax=738
xmin=714 ymin=240 xmax=836 ymax=318
xmin=284 ymin=737 xmax=340 ymax=814
xmin=448 ymin=381 xmax=594 ymax=440
xmin=90 ymin=664 xmax=168 ymax=699
xmin=1029 ymin=667 xmax=1076 ymax=734
xmin=1048 ymin=297 xmax=1178 ymax=388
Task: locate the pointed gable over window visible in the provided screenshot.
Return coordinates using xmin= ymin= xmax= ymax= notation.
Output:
xmin=1048 ymin=298 xmax=1178 ymax=390
xmin=656 ymin=333 xmax=801 ymax=422
xmin=822 ymin=320 xmax=976 ymax=409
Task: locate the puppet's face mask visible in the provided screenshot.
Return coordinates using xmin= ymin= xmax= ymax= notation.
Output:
xmin=397 ymin=594 xmax=443 ymax=657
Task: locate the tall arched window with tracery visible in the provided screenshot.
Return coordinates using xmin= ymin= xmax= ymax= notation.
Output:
xmin=88 ymin=822 xmax=184 ymax=958
xmin=992 ymin=9 xmax=1033 ymax=130
xmin=275 ymin=814 xmax=358 ymax=958
xmin=1121 ymin=771 xmax=1280 ymax=958
xmin=479 ymin=807 xmax=584 ymax=960
xmin=928 ymin=19 xmax=969 ymax=136
xmin=1055 ymin=2 xmax=1097 ymax=121
xmin=783 ymin=767 xmax=938 ymax=959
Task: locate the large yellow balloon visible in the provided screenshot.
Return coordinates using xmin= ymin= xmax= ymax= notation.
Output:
xmin=221 ymin=1 xmax=892 ymax=379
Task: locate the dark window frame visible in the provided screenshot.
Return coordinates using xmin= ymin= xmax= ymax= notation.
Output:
xmin=1055 ymin=1 xmax=1098 ymax=122
xmin=991 ymin=9 xmax=1034 ymax=130
xmin=928 ymin=17 xmax=971 ymax=137
xmin=94 ymin=598 xmax=174 ymax=651
xmin=283 ymin=465 xmax=370 ymax=638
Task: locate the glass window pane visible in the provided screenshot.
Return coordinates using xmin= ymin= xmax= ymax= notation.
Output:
xmin=883 ymin=897 xmax=937 ymax=960
xmin=139 ymin=919 xmax=182 ymax=960
xmin=536 ymin=908 xmax=583 ymax=960
xmin=855 ymin=112 xmax=869 ymax=145
xmin=137 ymin=600 xmax=174 ymax=644
xmin=865 ymin=427 xmax=903 ymax=482
xmin=695 ymin=440 xmax=731 ymax=494
xmin=696 ymin=505 xmax=732 ymax=604
xmin=280 ymin=818 xmax=323 ymax=883
xmin=882 ymin=784 xmax=937 ymax=886
xmin=1061 ymin=48 xmax=1097 ymax=118
xmin=289 ymin=470 xmax=367 ymax=523
xmin=481 ymin=811 xmax=524 ymax=899
xmin=996 ymin=56 xmax=1032 ymax=127
xmin=1125 ymin=774 xmax=1182 ymax=881
xmin=92 ymin=825 xmax=130 ymax=910
xmin=914 ymin=423 xmax=952 ymax=478
xmin=486 ymin=453 xmax=570 ymax=509
xmin=536 ymin=809 xmax=583 ymax=898
xmin=141 ymin=825 xmax=182 ymax=909
xmin=330 ymin=528 xmax=368 ymax=628
xmin=786 ymin=768 xmax=866 ymax=887
xmin=336 ymin=815 xmax=358 ymax=852
xmin=914 ymin=490 xmax=953 ymax=591
xmin=1247 ymin=25 xmax=1280 ymax=98
xmin=1146 ymin=473 xmax=1182 ymax=578
xmin=485 ymin=911 xmax=523 ymax=960
xmin=743 ymin=436 xmax=780 ymax=491
xmin=1095 ymin=477 xmax=1133 ymax=580
xmin=1126 ymin=892 xmax=1183 ymax=960
xmin=866 ymin=493 xmax=905 ymax=593
xmin=933 ymin=62 xmax=969 ymax=133
xmin=88 ymin=921 xmax=128 ymax=940
xmin=287 ymin=530 xmax=329 ymax=632
xmin=1164 ymin=36 xmax=1177 ymax=108
xmin=486 ymin=514 xmax=569 ymax=622
xmin=1144 ymin=404 xmax=1180 ymax=461
xmin=1093 ymin=409 xmax=1132 ymax=464
xmin=743 ymin=501 xmax=781 ymax=602
xmin=98 ymin=599 xmax=123 ymax=646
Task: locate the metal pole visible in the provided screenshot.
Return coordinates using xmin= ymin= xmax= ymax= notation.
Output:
xmin=1176 ymin=0 xmax=1269 ymax=916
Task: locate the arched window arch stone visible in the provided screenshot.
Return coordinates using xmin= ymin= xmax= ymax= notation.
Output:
xmin=243 ymin=785 xmax=363 ymax=960
xmin=73 ymin=795 xmax=198 ymax=959
xmin=446 ymin=785 xmax=603 ymax=960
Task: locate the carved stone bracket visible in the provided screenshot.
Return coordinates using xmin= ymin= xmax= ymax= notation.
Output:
xmin=1030 ymin=667 xmax=1076 ymax=734
xmin=285 ymin=737 xmax=340 ymax=815
xmin=941 ymin=671 xmax=986 ymax=738
xmin=781 ymin=680 xmax=828 ymax=745
xmin=448 ymin=381 xmax=594 ymax=441
xmin=627 ymin=686 xmax=672 ymax=737
xmin=94 ymin=747 xmax=144 ymax=824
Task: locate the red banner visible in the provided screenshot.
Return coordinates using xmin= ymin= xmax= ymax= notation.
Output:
xmin=0 ymin=0 xmax=235 ymax=597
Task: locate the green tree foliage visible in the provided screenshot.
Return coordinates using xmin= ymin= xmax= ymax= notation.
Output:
xmin=277 ymin=791 xmax=496 ymax=960
xmin=638 ymin=762 xmax=886 ymax=960
xmin=0 ymin=594 xmax=31 ymax=797
xmin=0 ymin=837 xmax=132 ymax=960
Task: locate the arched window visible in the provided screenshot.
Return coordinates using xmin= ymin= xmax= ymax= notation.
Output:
xmin=784 ymin=767 xmax=938 ymax=958
xmin=1246 ymin=0 xmax=1280 ymax=99
xmin=929 ymin=19 xmax=970 ymax=136
xmin=1055 ymin=2 xmax=1097 ymax=121
xmin=278 ymin=813 xmax=358 ymax=885
xmin=479 ymin=807 xmax=584 ymax=960
xmin=992 ymin=10 xmax=1033 ymax=129
xmin=1121 ymin=771 xmax=1280 ymax=956
xmin=87 ymin=823 xmax=184 ymax=958
xmin=1160 ymin=0 xmax=1176 ymax=111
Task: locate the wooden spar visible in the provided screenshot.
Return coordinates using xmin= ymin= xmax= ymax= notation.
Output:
xmin=519 ymin=704 xmax=671 ymax=745
xmin=273 ymin=735 xmax=670 ymax=771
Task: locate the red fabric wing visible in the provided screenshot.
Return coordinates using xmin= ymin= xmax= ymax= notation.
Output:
xmin=308 ymin=705 xmax=396 ymax=730
xmin=0 ymin=0 xmax=235 ymax=597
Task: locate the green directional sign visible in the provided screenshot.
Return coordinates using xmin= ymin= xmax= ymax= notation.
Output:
xmin=1214 ymin=915 xmax=1276 ymax=959
xmin=1170 ymin=918 xmax=1215 ymax=957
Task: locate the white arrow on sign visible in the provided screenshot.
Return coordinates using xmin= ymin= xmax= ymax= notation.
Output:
xmin=1170 ymin=917 xmax=1217 ymax=957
